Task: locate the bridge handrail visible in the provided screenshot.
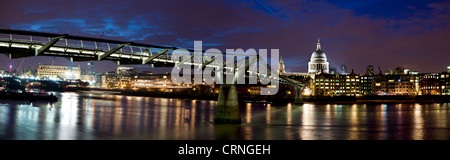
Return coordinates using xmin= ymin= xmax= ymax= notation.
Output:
xmin=0 ymin=29 xmax=260 ymax=57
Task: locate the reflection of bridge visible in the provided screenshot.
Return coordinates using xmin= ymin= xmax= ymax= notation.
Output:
xmin=0 ymin=29 xmax=307 ymax=124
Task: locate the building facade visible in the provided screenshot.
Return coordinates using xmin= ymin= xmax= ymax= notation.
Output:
xmin=313 ymin=70 xmax=361 ymax=96
xmin=372 ymin=71 xmax=419 ymax=95
xmin=360 ymin=75 xmax=373 ymax=95
xmin=37 ymin=64 xmax=81 ymax=80
xmin=116 ymin=66 xmax=137 ymax=75
xmin=420 ymin=72 xmax=450 ymax=95
xmin=131 ymin=74 xmax=178 ymax=90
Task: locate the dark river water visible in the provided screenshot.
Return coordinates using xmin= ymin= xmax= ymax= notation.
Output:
xmin=1 ymin=92 xmax=450 ymax=140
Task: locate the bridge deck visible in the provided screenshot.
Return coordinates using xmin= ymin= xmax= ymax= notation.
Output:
xmin=0 ymin=29 xmax=305 ymax=88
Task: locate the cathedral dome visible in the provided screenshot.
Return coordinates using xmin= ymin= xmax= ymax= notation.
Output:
xmin=310 ymin=49 xmax=327 ymax=63
xmin=308 ymin=38 xmax=330 ymax=73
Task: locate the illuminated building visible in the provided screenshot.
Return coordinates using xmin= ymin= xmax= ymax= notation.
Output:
xmin=98 ymin=66 xmax=136 ymax=88
xmin=86 ymin=62 xmax=95 ymax=85
xmin=360 ymin=75 xmax=373 ymax=95
xmin=441 ymin=72 xmax=450 ymax=95
xmin=308 ymin=38 xmax=329 ymax=73
xmin=131 ymin=74 xmax=175 ymax=90
xmin=312 ymin=66 xmax=424 ymax=96
xmin=101 ymin=72 xmax=131 ymax=88
xmin=313 ymin=70 xmax=361 ymax=96
xmin=367 ymin=66 xmax=419 ymax=95
xmin=372 ymin=73 xmax=418 ymax=96
xmin=420 ymin=72 xmax=450 ymax=95
xmin=117 ymin=76 xmax=131 ymax=88
xmin=361 ymin=66 xmax=375 ymax=95
xmin=101 ymin=72 xmax=119 ymax=88
xmin=37 ymin=64 xmax=81 ymax=80
xmin=373 ymin=77 xmax=417 ymax=95
xmin=116 ymin=66 xmax=136 ymax=75
xmin=420 ymin=73 xmax=441 ymax=95
xmin=81 ymin=72 xmax=101 ymax=87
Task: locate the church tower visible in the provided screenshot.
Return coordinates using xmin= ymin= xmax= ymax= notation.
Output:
xmin=279 ymin=56 xmax=285 ymax=74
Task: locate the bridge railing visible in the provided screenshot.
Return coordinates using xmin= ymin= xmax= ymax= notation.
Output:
xmin=0 ymin=32 xmax=176 ymax=60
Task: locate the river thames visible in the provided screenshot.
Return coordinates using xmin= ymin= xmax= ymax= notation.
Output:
xmin=1 ymin=91 xmax=450 ymax=140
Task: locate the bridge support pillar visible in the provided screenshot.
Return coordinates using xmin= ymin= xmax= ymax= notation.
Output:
xmin=294 ymin=87 xmax=304 ymax=105
xmin=214 ymin=84 xmax=241 ymax=124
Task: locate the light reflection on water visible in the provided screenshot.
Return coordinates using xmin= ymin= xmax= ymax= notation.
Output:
xmin=1 ymin=92 xmax=450 ymax=140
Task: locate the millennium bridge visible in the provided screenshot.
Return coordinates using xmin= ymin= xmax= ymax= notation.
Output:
xmin=0 ymin=28 xmax=307 ymax=124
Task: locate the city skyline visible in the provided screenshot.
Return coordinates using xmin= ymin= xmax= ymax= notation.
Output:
xmin=1 ymin=0 xmax=450 ymax=74
xmin=1 ymin=36 xmax=449 ymax=75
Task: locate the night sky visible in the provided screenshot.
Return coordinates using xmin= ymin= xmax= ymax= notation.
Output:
xmin=1 ymin=0 xmax=449 ymax=74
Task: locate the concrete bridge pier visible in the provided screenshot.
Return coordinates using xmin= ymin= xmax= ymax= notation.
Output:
xmin=294 ymin=87 xmax=304 ymax=105
xmin=214 ymin=84 xmax=241 ymax=124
